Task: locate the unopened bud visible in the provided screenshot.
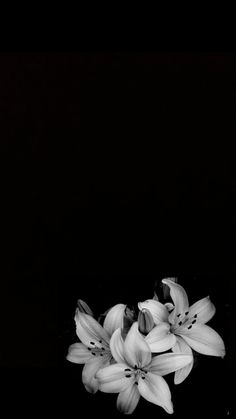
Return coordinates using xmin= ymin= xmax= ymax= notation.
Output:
xmin=77 ymin=299 xmax=93 ymax=316
xmin=138 ymin=308 xmax=154 ymax=334
xmin=162 ymin=277 xmax=178 ymax=300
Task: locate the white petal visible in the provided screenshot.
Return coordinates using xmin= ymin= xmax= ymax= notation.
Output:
xmin=82 ymin=357 xmax=106 ymax=393
xmin=96 ymin=363 xmax=134 ymax=393
xmin=149 ymin=352 xmax=193 ymax=376
xmin=138 ymin=300 xmax=169 ymax=324
xmin=162 ymin=279 xmax=189 ymax=325
xmin=103 ymin=304 xmax=126 ymax=336
xmin=172 ymin=336 xmax=194 ymax=384
xmin=117 ymin=384 xmax=140 ymax=414
xmin=124 ymin=322 xmax=152 ymax=368
xmin=179 ymin=324 xmax=225 ymax=357
xmin=145 ymin=323 xmax=176 ymax=352
xmin=138 ymin=373 xmax=173 ymax=414
xmin=188 ymin=296 xmax=216 ymax=324
xmin=66 ymin=342 xmax=92 ymax=364
xmin=110 ymin=328 xmax=126 ymax=363
xmin=75 ymin=311 xmax=110 ymax=347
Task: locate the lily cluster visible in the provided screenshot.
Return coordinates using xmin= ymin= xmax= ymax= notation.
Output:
xmin=67 ymin=278 xmax=225 ymax=415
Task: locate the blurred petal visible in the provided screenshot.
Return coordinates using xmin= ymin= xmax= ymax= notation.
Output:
xmin=124 ymin=322 xmax=152 ymax=368
xmin=82 ymin=357 xmax=106 ymax=393
xmin=103 ymin=304 xmax=126 ymax=336
xmin=110 ymin=328 xmax=126 ymax=363
xmin=188 ymin=296 xmax=216 ymax=324
xmin=66 ymin=342 xmax=92 ymax=364
xmin=179 ymin=324 xmax=225 ymax=357
xmin=138 ymin=373 xmax=173 ymax=414
xmin=96 ymin=363 xmax=134 ymax=393
xmin=138 ymin=300 xmax=169 ymax=324
xmin=149 ymin=352 xmax=192 ymax=376
xmin=162 ymin=279 xmax=189 ymax=325
xmin=172 ymin=336 xmax=194 ymax=384
xmin=145 ymin=323 xmax=176 ymax=352
xmin=75 ymin=311 xmax=110 ymax=347
xmin=117 ymin=384 xmax=140 ymax=414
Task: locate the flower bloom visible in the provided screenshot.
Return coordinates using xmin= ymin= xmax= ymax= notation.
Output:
xmin=139 ymin=279 xmax=225 ymax=383
xmin=67 ymin=303 xmax=126 ymax=393
xmin=96 ymin=322 xmax=192 ymax=414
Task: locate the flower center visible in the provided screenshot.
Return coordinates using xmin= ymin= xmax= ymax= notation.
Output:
xmin=171 ymin=312 xmax=198 ymax=333
xmin=123 ymin=364 xmax=148 ymax=384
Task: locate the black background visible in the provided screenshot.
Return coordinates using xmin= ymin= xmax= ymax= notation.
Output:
xmin=0 ymin=53 xmax=235 ymax=417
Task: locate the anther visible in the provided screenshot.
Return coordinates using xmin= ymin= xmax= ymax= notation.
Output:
xmin=188 ymin=325 xmax=192 ymax=329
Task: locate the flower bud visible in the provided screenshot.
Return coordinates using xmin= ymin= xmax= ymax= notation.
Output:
xmin=77 ymin=299 xmax=93 ymax=316
xmin=138 ymin=308 xmax=154 ymax=334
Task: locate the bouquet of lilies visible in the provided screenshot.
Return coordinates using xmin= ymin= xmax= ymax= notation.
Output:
xmin=67 ymin=278 xmax=225 ymax=415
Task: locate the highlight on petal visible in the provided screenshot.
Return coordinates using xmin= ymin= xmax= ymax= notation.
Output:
xmin=82 ymin=357 xmax=106 ymax=393
xmin=172 ymin=336 xmax=194 ymax=384
xmin=188 ymin=296 xmax=216 ymax=324
xmin=117 ymin=384 xmax=140 ymax=415
xmin=124 ymin=322 xmax=152 ymax=368
xmin=179 ymin=323 xmax=226 ymax=357
xmin=138 ymin=372 xmax=173 ymax=414
xmin=96 ymin=363 xmax=134 ymax=393
xmin=103 ymin=304 xmax=126 ymax=336
xmin=145 ymin=323 xmax=176 ymax=353
xmin=66 ymin=342 xmax=92 ymax=364
xmin=162 ymin=279 xmax=189 ymax=325
xmin=149 ymin=352 xmax=193 ymax=376
xmin=75 ymin=311 xmax=110 ymax=347
xmin=110 ymin=328 xmax=126 ymax=363
xmin=138 ymin=300 xmax=169 ymax=324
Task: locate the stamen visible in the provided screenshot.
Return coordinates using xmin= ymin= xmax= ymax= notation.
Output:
xmin=187 ymin=325 xmax=192 ymax=329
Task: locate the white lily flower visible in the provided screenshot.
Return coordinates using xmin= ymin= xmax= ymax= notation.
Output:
xmin=141 ymin=279 xmax=225 ymax=384
xmin=96 ymin=322 xmax=192 ymax=415
xmin=67 ymin=303 xmax=126 ymax=393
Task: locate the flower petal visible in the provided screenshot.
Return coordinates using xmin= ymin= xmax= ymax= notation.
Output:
xmin=82 ymin=357 xmax=106 ymax=393
xmin=110 ymin=328 xmax=126 ymax=363
xmin=75 ymin=311 xmax=110 ymax=347
xmin=138 ymin=373 xmax=173 ymax=414
xmin=117 ymin=384 xmax=140 ymax=414
xmin=179 ymin=324 xmax=225 ymax=357
xmin=162 ymin=279 xmax=189 ymax=325
xmin=149 ymin=352 xmax=193 ymax=376
xmin=138 ymin=300 xmax=169 ymax=324
xmin=124 ymin=322 xmax=152 ymax=368
xmin=172 ymin=336 xmax=194 ymax=384
xmin=145 ymin=323 xmax=176 ymax=352
xmin=188 ymin=296 xmax=216 ymax=324
xmin=66 ymin=342 xmax=92 ymax=364
xmin=96 ymin=363 xmax=134 ymax=393
xmin=103 ymin=304 xmax=126 ymax=336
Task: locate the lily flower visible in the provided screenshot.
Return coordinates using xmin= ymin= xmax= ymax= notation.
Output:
xmin=67 ymin=303 xmax=126 ymax=393
xmin=140 ymin=279 xmax=226 ymax=383
xmin=96 ymin=322 xmax=192 ymax=415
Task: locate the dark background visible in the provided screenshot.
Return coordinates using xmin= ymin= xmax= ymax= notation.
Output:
xmin=0 ymin=53 xmax=235 ymax=417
